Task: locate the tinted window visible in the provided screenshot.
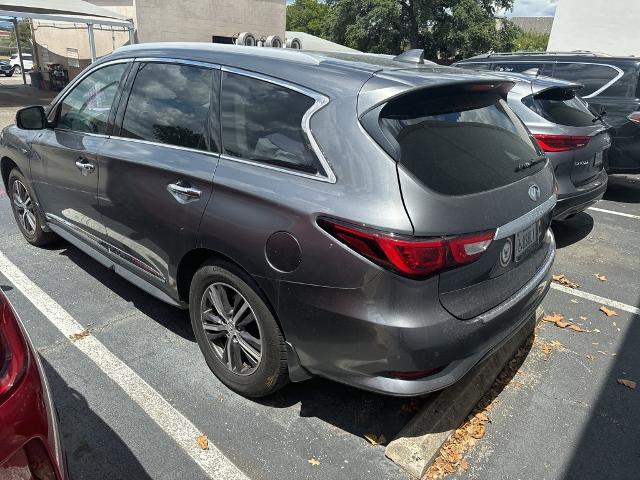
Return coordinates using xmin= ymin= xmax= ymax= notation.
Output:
xmin=493 ymin=62 xmax=545 ymax=76
xmin=552 ymin=63 xmax=618 ymax=96
xmin=121 ymin=63 xmax=214 ymax=151
xmin=379 ymin=89 xmax=541 ymax=196
xmin=599 ymin=65 xmax=639 ymax=98
xmin=456 ymin=63 xmax=492 ymax=71
xmin=220 ymin=71 xmax=322 ymax=174
xmin=522 ymin=88 xmax=596 ymax=127
xmin=58 ymin=63 xmax=127 ymax=134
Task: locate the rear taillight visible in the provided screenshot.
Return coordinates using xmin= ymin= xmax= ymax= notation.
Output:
xmin=533 ymin=134 xmax=591 ymax=152
xmin=0 ymin=293 xmax=28 ymax=401
xmin=628 ymin=112 xmax=640 ymax=123
xmin=318 ymin=219 xmax=494 ymax=278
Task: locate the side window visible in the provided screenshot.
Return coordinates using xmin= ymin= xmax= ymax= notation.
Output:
xmin=598 ymin=65 xmax=639 ymax=98
xmin=493 ymin=62 xmax=544 ymax=76
xmin=552 ymin=63 xmax=619 ymax=97
xmin=57 ymin=63 xmax=127 ymax=134
xmin=457 ymin=63 xmax=491 ymax=71
xmin=220 ymin=70 xmax=323 ymax=175
xmin=121 ymin=63 xmax=216 ymax=151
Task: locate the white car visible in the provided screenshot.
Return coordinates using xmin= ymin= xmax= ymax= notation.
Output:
xmin=9 ymin=53 xmax=33 ymax=74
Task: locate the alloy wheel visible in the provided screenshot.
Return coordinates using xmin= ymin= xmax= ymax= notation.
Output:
xmin=12 ymin=180 xmax=36 ymax=234
xmin=13 ymin=66 xmax=20 ymax=74
xmin=200 ymin=282 xmax=262 ymax=375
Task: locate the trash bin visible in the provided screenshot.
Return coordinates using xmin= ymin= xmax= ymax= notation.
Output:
xmin=28 ymin=71 xmax=43 ymax=88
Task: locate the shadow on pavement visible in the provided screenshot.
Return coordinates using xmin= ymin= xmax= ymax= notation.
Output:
xmin=40 ymin=357 xmax=153 ymax=480
xmin=0 ymin=81 xmax=56 ymax=108
xmin=562 ymin=296 xmax=640 ymax=479
xmin=552 ymin=212 xmax=594 ymax=249
xmin=603 ymin=175 xmax=640 ymax=204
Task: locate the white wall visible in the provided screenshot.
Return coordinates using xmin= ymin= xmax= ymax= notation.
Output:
xmin=548 ymin=0 xmax=640 ymax=56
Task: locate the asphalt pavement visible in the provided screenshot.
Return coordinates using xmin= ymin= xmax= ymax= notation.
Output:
xmin=0 ymin=77 xmax=638 ymax=480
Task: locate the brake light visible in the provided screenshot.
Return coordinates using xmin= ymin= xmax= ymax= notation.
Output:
xmin=628 ymin=112 xmax=640 ymax=123
xmin=318 ymin=219 xmax=494 ymax=277
xmin=534 ymin=134 xmax=591 ymax=152
xmin=0 ymin=293 xmax=28 ymax=401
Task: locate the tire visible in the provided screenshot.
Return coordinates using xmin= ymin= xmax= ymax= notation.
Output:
xmin=12 ymin=66 xmax=20 ymax=75
xmin=189 ymin=261 xmax=288 ymax=397
xmin=8 ymin=169 xmax=57 ymax=246
xmin=6 ymin=72 xmax=13 ymax=77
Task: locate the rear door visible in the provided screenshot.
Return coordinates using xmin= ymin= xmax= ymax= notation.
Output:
xmin=97 ymin=60 xmax=220 ymax=293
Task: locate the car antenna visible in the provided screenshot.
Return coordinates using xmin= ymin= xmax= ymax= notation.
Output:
xmin=393 ymin=49 xmax=425 ymax=65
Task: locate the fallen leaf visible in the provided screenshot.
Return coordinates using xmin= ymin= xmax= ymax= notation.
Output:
xmin=69 ymin=329 xmax=90 ymax=342
xmin=308 ymin=458 xmax=320 ymax=466
xmin=552 ymin=274 xmax=579 ymax=289
xmin=474 ymin=412 xmax=489 ymax=422
xmin=593 ymin=329 xmax=601 ymax=333
xmin=600 ymin=306 xmax=618 ymax=317
xmin=586 ymin=355 xmax=594 ymax=360
xmin=364 ymin=433 xmax=387 ymax=445
xmin=567 ymin=324 xmax=587 ymax=332
xmin=543 ymin=312 xmax=565 ymax=323
xmin=543 ymin=313 xmax=587 ymax=332
xmin=196 ymin=435 xmax=208 ymax=450
xmin=595 ymin=274 xmax=608 ymax=281
xmin=580 ymin=316 xmax=588 ymax=320
xmin=617 ymin=379 xmax=636 ymax=390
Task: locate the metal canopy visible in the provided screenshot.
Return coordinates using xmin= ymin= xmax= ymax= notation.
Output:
xmin=0 ymin=0 xmax=134 ymax=84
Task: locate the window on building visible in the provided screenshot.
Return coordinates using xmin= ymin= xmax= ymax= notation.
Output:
xmin=220 ymin=71 xmax=323 ymax=175
xmin=57 ymin=63 xmax=128 ymax=134
xmin=121 ymin=63 xmax=215 ymax=151
xmin=552 ymin=63 xmax=619 ymax=97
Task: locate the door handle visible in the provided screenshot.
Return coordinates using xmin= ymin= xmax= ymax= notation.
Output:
xmin=167 ymin=181 xmax=202 ymax=204
xmin=75 ymin=158 xmax=95 ymax=176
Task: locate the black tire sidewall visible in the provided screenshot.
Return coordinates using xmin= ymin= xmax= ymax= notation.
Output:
xmin=189 ymin=262 xmax=287 ymax=397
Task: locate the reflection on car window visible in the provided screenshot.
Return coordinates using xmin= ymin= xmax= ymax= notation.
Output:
xmin=58 ymin=63 xmax=127 ymax=134
xmin=552 ymin=63 xmax=618 ymax=96
xmin=121 ymin=63 xmax=214 ymax=151
xmin=220 ymin=71 xmax=323 ymax=175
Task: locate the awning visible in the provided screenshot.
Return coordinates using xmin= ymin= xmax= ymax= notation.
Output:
xmin=0 ymin=0 xmax=130 ymax=21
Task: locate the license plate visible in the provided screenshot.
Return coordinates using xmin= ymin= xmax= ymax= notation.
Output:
xmin=514 ymin=223 xmax=538 ymax=262
xmin=594 ymin=151 xmax=604 ymax=168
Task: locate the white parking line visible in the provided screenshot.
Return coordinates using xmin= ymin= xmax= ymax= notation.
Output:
xmin=551 ymin=283 xmax=640 ymax=316
xmin=589 ymin=206 xmax=640 ymax=220
xmin=0 ymin=251 xmax=249 ymax=480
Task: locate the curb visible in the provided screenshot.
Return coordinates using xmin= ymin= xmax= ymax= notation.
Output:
xmin=385 ymin=307 xmax=544 ymax=478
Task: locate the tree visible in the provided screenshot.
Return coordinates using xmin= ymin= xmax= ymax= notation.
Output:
xmin=286 ymin=0 xmax=331 ymax=37
xmin=513 ymin=31 xmax=550 ymax=52
xmin=9 ymin=19 xmax=31 ymax=50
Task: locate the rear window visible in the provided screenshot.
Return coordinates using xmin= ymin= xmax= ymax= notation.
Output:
xmin=522 ymin=88 xmax=596 ymax=127
xmin=379 ymin=87 xmax=542 ymax=196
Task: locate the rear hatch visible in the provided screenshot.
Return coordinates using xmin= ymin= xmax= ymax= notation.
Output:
xmin=522 ymin=86 xmax=610 ymax=186
xmin=359 ymin=72 xmax=555 ymax=319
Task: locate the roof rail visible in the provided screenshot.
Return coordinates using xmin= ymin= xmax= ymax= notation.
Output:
xmin=485 ymin=50 xmax=606 ymax=57
xmin=393 ymin=49 xmax=424 ymax=64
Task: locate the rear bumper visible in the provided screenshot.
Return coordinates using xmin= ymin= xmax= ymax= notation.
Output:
xmin=553 ymin=171 xmax=608 ymax=220
xmin=276 ymin=231 xmax=555 ymax=397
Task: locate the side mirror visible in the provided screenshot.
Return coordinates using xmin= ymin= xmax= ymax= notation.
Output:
xmin=16 ymin=106 xmax=47 ymax=130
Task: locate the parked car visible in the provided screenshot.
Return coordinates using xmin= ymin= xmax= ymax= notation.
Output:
xmin=9 ymin=53 xmax=33 ymax=74
xmin=480 ymin=71 xmax=609 ymax=220
xmin=454 ymin=52 xmax=640 ymax=175
xmin=0 ymin=61 xmax=13 ymax=77
xmin=0 ymin=290 xmax=68 ymax=479
xmin=0 ymin=44 xmax=556 ymax=398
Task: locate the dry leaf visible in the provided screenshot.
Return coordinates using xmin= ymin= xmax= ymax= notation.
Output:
xmin=595 ymin=274 xmax=608 ymax=281
xmin=543 ymin=313 xmax=586 ymax=332
xmin=593 ymin=329 xmax=601 ymax=333
xmin=308 ymin=458 xmax=320 ymax=466
xmin=552 ymin=274 xmax=579 ymax=289
xmin=69 ymin=329 xmax=90 ymax=341
xmin=543 ymin=313 xmax=565 ymax=323
xmin=580 ymin=316 xmax=587 ymax=320
xmin=567 ymin=324 xmax=587 ymax=332
xmin=586 ymin=355 xmax=594 ymax=360
xmin=617 ymin=379 xmax=636 ymax=390
xmin=196 ymin=435 xmax=208 ymax=450
xmin=364 ymin=433 xmax=387 ymax=445
xmin=600 ymin=306 xmax=618 ymax=317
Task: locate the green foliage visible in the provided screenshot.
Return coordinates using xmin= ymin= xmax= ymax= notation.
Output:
xmin=514 ymin=31 xmax=550 ymax=52
xmin=286 ymin=0 xmax=331 ymax=37
xmin=9 ymin=19 xmax=31 ymax=48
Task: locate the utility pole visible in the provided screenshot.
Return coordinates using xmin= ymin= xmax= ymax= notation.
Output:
xmin=11 ymin=17 xmax=26 ymax=85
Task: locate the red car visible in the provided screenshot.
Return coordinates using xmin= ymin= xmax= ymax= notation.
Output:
xmin=0 ymin=290 xmax=68 ymax=479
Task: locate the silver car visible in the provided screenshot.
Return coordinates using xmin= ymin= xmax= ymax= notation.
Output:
xmin=488 ymin=72 xmax=609 ymax=220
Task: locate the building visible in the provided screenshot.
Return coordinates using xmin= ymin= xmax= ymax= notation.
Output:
xmin=285 ymin=31 xmax=359 ymax=53
xmin=548 ymin=0 xmax=640 ymax=56
xmin=510 ymin=16 xmax=553 ymax=35
xmin=32 ymin=0 xmax=286 ymax=77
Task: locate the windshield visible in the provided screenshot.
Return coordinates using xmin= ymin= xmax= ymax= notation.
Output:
xmin=379 ymin=89 xmax=543 ymax=196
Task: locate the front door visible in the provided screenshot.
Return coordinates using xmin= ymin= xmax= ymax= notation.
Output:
xmin=31 ymin=62 xmax=130 ymax=242
xmin=97 ymin=61 xmax=220 ymax=294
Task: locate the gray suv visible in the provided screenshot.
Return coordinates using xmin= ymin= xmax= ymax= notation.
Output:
xmin=0 ymin=44 xmax=556 ymax=397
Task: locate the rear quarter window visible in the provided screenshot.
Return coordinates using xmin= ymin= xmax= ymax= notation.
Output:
xmin=552 ymin=63 xmax=619 ymax=97
xmin=378 ymin=87 xmax=543 ymax=196
xmin=522 ymin=89 xmax=596 ymax=127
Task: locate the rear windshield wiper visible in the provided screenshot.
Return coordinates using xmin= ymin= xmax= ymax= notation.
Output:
xmin=592 ymin=110 xmax=607 ymax=123
xmin=515 ymin=155 xmax=547 ymax=172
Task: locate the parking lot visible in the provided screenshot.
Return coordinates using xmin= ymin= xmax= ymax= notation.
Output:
xmin=0 ymin=77 xmax=638 ymax=480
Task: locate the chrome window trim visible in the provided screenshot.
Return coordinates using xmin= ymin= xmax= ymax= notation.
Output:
xmin=459 ymin=60 xmax=624 ymax=99
xmin=494 ymin=194 xmax=557 ymax=240
xmin=220 ymin=65 xmax=336 ymax=184
xmin=133 ymin=57 xmax=221 ymax=70
xmin=109 ymin=135 xmax=220 ymax=158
